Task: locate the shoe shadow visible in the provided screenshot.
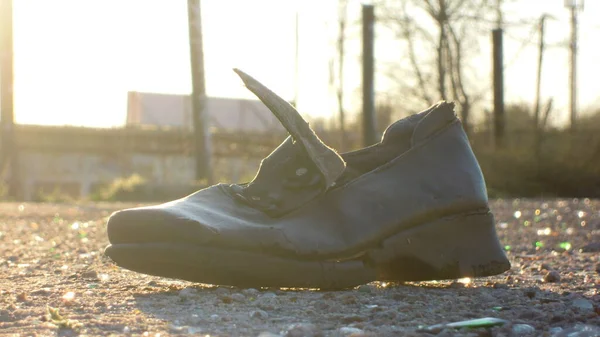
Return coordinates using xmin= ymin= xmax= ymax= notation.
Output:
xmin=130 ymin=278 xmax=597 ymax=336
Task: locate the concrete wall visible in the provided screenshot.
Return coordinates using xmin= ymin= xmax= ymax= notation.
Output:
xmin=19 ymin=151 xmax=195 ymax=200
xmin=8 ymin=124 xmax=284 ymax=200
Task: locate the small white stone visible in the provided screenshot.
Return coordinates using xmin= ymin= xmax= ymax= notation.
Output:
xmin=512 ymin=324 xmax=535 ymax=335
xmin=284 ymin=323 xmax=321 ymax=337
xmin=168 ymin=324 xmax=185 ymax=333
xmin=548 ymin=327 xmax=563 ymax=335
xmin=257 ymin=332 xmax=281 ymax=337
xmin=187 ymin=327 xmax=204 ymax=334
xmin=338 ymin=327 xmax=363 ymax=335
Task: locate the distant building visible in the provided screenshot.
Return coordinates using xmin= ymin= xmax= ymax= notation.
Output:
xmin=126 ymin=91 xmax=285 ymax=133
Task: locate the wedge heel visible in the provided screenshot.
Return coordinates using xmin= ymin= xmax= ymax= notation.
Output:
xmin=371 ymin=210 xmax=511 ymax=282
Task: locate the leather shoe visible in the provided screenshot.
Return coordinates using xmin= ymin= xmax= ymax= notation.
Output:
xmin=104 ymin=69 xmax=510 ymax=289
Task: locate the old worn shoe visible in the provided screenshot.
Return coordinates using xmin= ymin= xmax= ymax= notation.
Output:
xmin=104 ymin=69 xmax=510 ymax=289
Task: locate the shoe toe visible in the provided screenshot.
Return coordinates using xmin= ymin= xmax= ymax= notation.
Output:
xmin=106 ymin=205 xmax=215 ymax=246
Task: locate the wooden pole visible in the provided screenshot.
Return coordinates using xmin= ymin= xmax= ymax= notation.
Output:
xmin=0 ymin=0 xmax=18 ymax=198
xmin=533 ymin=15 xmax=547 ymax=159
xmin=492 ymin=28 xmax=505 ymax=149
xmin=362 ymin=4 xmax=377 ymax=147
xmin=337 ymin=0 xmax=348 ymax=150
xmin=533 ymin=15 xmax=546 ymax=130
xmin=187 ymin=0 xmax=212 ymax=183
xmin=566 ymin=0 xmax=583 ymax=132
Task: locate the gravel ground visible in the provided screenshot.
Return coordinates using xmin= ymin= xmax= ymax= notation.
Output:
xmin=1 ymin=199 xmax=599 ymax=337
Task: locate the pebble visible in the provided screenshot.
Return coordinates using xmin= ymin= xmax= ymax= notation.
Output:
xmin=321 ymin=292 xmax=336 ymax=300
xmin=187 ymin=314 xmax=204 ymax=326
xmin=512 ymin=323 xmax=536 ymax=335
xmin=81 ymin=270 xmax=99 ymax=280
xmin=478 ymin=293 xmax=496 ymax=303
xmin=595 ymin=263 xmax=600 ymax=274
xmin=340 ymin=294 xmax=358 ymax=305
xmin=373 ymin=310 xmax=397 ymax=321
xmin=549 ymin=327 xmax=563 ymax=335
xmin=214 ymin=287 xmax=229 ymax=295
xmin=257 ymin=332 xmax=281 ymax=337
xmin=178 ymin=287 xmax=197 ymax=298
xmin=261 ymin=292 xmax=278 ymax=299
xmin=242 ymin=288 xmax=260 ymax=297
xmin=250 ymin=309 xmax=269 ymax=320
xmin=538 ymin=263 xmax=551 ymax=271
xmin=304 ymin=309 xmax=317 ymax=316
xmin=0 ymin=310 xmax=12 ymax=322
xmin=219 ymin=295 xmax=234 ymax=304
xmin=552 ymin=324 xmax=600 ymax=336
xmin=284 ymin=323 xmax=322 ymax=337
xmin=449 ymin=281 xmax=465 ymax=288
xmin=186 ymin=327 xmax=204 ymax=334
xmin=571 ymin=298 xmax=594 ymax=312
xmin=314 ymin=301 xmax=331 ymax=311
xmin=523 ymin=287 xmax=537 ymax=298
xmin=168 ymin=324 xmax=186 ymax=333
xmin=435 ymin=329 xmax=459 ymax=337
xmin=230 ymin=293 xmax=246 ymax=303
xmin=357 ymin=284 xmax=376 ymax=293
xmin=31 ymin=288 xmax=51 ymax=296
xmin=492 ymin=282 xmax=509 ymax=289
xmin=254 ymin=294 xmax=280 ymax=311
xmin=518 ymin=308 xmax=544 ymax=319
xmin=543 ymin=270 xmax=561 ymax=283
xmin=340 ymin=315 xmax=365 ymax=323
xmin=336 ymin=327 xmax=364 ymax=336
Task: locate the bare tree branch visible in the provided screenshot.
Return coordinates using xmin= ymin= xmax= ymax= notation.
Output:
xmin=380 ymin=0 xmax=497 ymax=129
xmin=399 ymin=9 xmax=434 ymax=104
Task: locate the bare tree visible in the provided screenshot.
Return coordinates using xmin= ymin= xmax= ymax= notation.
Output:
xmin=336 ymin=0 xmax=349 ymax=150
xmin=378 ymin=0 xmax=497 ymax=133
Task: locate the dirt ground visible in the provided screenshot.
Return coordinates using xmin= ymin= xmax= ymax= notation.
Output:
xmin=1 ymin=199 xmax=599 ymax=337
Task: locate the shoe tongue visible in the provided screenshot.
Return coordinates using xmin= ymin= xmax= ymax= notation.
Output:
xmin=234 ymin=69 xmax=346 ymax=187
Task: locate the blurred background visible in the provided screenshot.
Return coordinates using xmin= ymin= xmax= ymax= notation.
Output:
xmin=0 ymin=0 xmax=598 ymax=202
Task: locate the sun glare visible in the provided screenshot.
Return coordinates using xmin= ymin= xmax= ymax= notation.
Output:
xmin=10 ymin=1 xmax=600 ymax=128
xmin=12 ymin=0 xmax=313 ymax=128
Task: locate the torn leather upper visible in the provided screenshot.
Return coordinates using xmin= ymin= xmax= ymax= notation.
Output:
xmin=231 ymin=69 xmax=349 ymax=216
xmin=230 ymin=136 xmax=326 ymax=217
xmin=233 ymin=69 xmax=346 ymax=188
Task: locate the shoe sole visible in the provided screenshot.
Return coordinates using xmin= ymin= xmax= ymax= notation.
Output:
xmin=104 ymin=210 xmax=510 ymax=289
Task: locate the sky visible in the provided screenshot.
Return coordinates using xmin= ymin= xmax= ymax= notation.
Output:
xmin=7 ymin=0 xmax=600 ymax=128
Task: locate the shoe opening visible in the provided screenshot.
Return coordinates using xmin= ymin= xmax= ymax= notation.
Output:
xmin=337 ymin=102 xmax=457 ymax=183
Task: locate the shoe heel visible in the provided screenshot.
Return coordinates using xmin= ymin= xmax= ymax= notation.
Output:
xmin=370 ymin=210 xmax=511 ymax=282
